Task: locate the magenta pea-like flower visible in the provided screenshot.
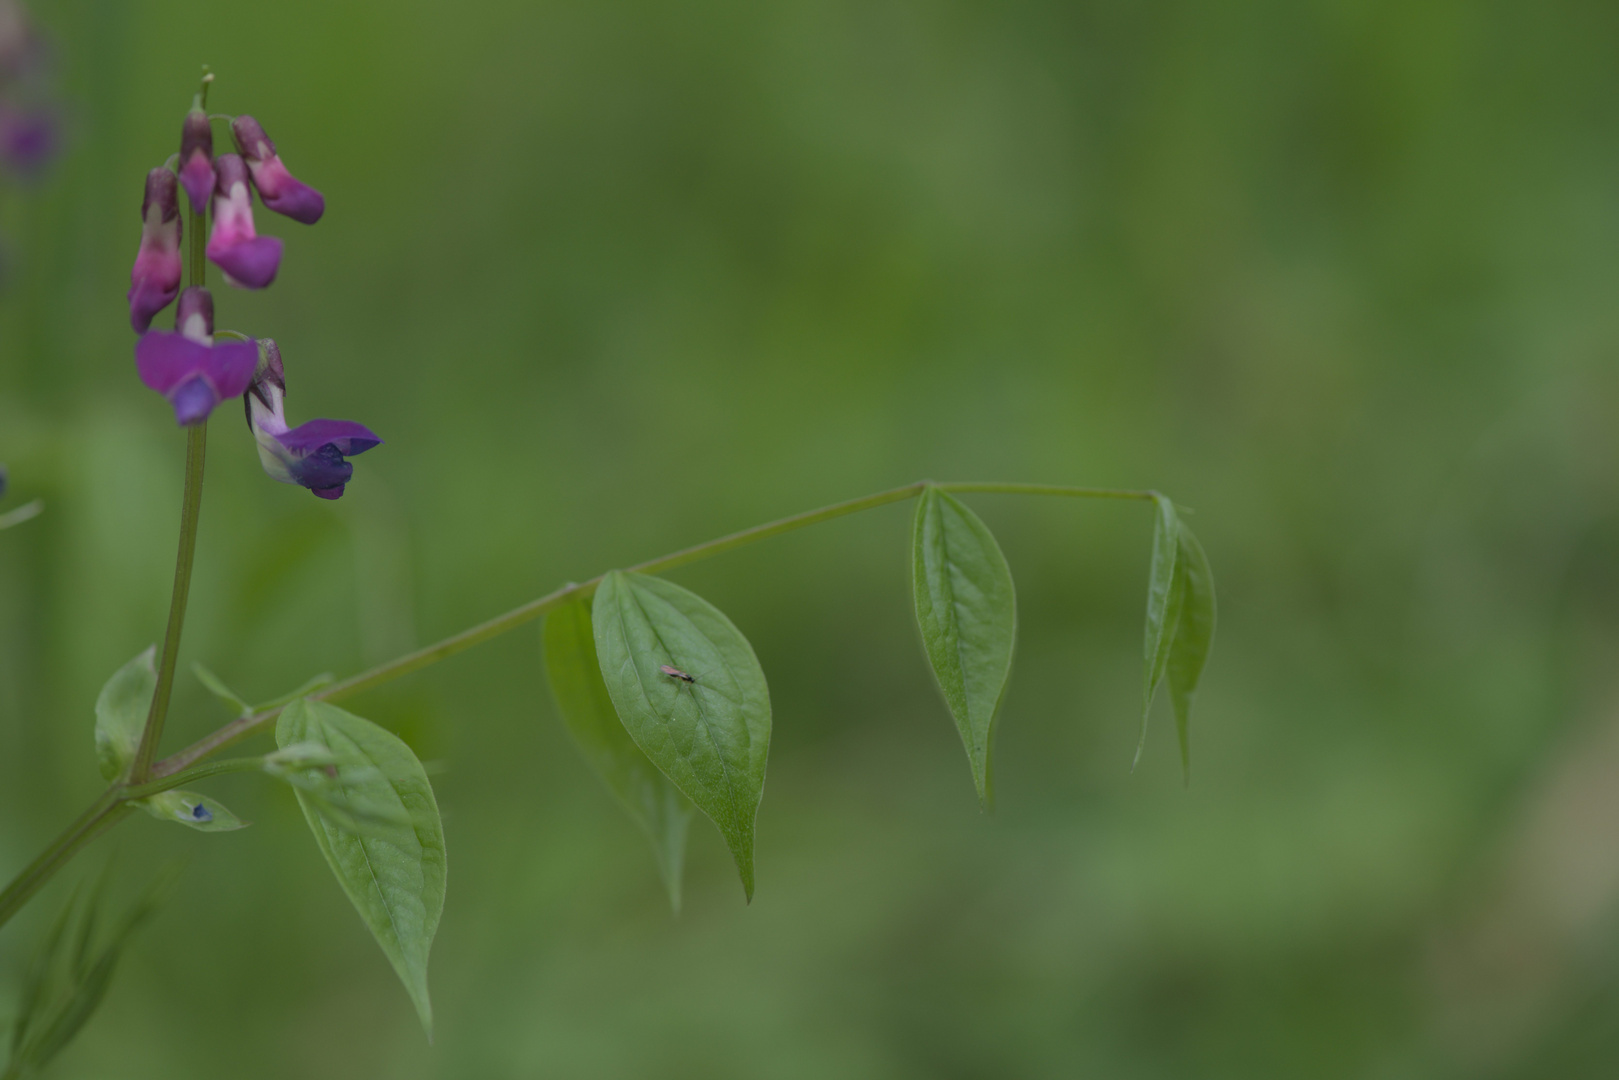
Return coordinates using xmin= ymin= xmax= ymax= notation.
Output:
xmin=176 ymin=105 xmax=214 ymax=215
xmin=127 ymin=168 xmax=183 ymax=331
xmin=206 ymin=153 xmax=282 ymax=289
xmin=245 ymin=340 xmax=380 ymax=500
xmin=135 ymin=287 xmax=258 ymax=426
xmin=231 ymin=116 xmax=323 ymax=225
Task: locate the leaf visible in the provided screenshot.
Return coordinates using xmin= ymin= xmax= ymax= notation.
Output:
xmin=138 ymin=790 xmax=248 ymax=832
xmin=544 ymin=598 xmax=694 ymax=912
xmin=592 ymin=571 xmax=771 ymax=901
xmin=1167 ymin=523 xmax=1216 ymax=784
xmin=910 ymin=486 xmax=1017 ymax=809
xmin=193 ymin=665 xmax=335 ymax=720
xmin=192 ymin=662 xmax=252 ymax=718
xmin=9 ymin=866 xmax=175 ymax=1076
xmin=277 ymin=699 xmax=445 ymax=1037
xmin=1135 ymin=495 xmax=1185 ymax=768
xmin=94 ymin=647 xmax=156 ymax=781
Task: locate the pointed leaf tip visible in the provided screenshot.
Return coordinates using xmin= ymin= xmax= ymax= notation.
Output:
xmin=591 ymin=571 xmax=771 ymax=902
xmin=1167 ymin=523 xmax=1216 ymax=785
xmin=277 ymin=699 xmax=445 ymax=1036
xmin=910 ymin=487 xmax=1017 ymax=808
xmin=544 ymin=597 xmax=694 ymax=912
xmin=1136 ymin=495 xmax=1185 ymax=768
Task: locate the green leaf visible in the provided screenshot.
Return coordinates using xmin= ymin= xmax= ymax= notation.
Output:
xmin=192 ymin=662 xmax=252 ymax=718
xmin=592 ymin=571 xmax=772 ymax=901
xmin=9 ymin=866 xmax=174 ymax=1076
xmin=93 ymin=647 xmax=156 ymax=781
xmin=1167 ymin=523 xmax=1216 ymax=784
xmin=910 ymin=486 xmax=1017 ymax=809
xmin=544 ymin=597 xmax=694 ymax=912
xmin=1135 ymin=495 xmax=1185 ymax=768
xmin=138 ymin=790 xmax=248 ymax=832
xmin=193 ymin=665 xmax=336 ymax=720
xmin=277 ymin=699 xmax=446 ymax=1037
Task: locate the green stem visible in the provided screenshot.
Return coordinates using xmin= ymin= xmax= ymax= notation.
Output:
xmin=131 ymin=422 xmax=208 ymax=780
xmin=187 ymin=203 xmax=205 ymax=288
xmin=0 ymin=792 xmax=124 ymax=931
xmin=121 ymin=757 xmax=266 ymax=802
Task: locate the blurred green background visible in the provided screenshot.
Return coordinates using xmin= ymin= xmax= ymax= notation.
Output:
xmin=2 ymin=0 xmax=1618 ymax=1076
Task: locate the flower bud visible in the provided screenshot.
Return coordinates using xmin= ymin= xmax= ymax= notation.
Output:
xmin=205 ymin=153 xmax=282 ymax=289
xmin=177 ymin=105 xmax=215 ymax=215
xmin=127 ymin=168 xmax=183 ymax=331
xmin=246 ymin=339 xmax=381 ymax=500
xmin=174 ymin=284 xmax=213 ymax=342
xmin=134 ymin=287 xmax=258 ymax=426
xmin=231 ymin=115 xmax=324 ymax=225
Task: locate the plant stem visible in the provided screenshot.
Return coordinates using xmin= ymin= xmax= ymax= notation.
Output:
xmin=188 ymin=205 xmax=205 ymax=288
xmin=131 ymin=422 xmax=208 ymax=781
xmin=0 ymin=478 xmax=1158 ymax=928
xmin=0 ymin=792 xmax=125 ymax=931
xmin=121 ymin=757 xmax=266 ymax=801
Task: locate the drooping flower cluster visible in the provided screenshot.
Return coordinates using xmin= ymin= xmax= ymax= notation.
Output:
xmin=126 ymin=78 xmax=379 ymax=499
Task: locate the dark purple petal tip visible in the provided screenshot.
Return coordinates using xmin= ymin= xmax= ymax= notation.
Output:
xmin=277 ymin=418 xmax=382 ymax=457
xmin=178 ymin=154 xmax=215 ymax=215
xmin=128 ymin=278 xmax=180 ymax=333
xmin=261 ymin=179 xmax=325 ymax=225
xmin=209 ymin=235 xmax=283 ymax=290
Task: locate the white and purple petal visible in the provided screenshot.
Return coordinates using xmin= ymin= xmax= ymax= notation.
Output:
xmin=177 ymin=108 xmax=215 ymax=214
xmin=232 ymin=116 xmax=324 ymax=225
xmin=244 ymin=339 xmax=381 ymax=500
xmin=206 ymin=153 xmax=282 ymax=289
xmin=127 ymin=168 xmax=183 ymax=332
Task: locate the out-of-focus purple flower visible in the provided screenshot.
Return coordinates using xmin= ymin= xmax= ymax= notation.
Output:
xmin=177 ymin=105 xmax=214 ymax=215
xmin=245 ymin=340 xmax=380 ymax=500
xmin=127 ymin=168 xmax=183 ymax=331
xmin=231 ymin=115 xmax=323 ymax=225
xmin=206 ymin=153 xmax=282 ymax=289
xmin=0 ymin=102 xmax=54 ymax=175
xmin=135 ymin=287 xmax=258 ymax=426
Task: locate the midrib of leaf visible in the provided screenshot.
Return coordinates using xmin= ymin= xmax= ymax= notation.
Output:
xmin=621 ymin=583 xmax=745 ymax=824
xmin=321 ymin=721 xmax=412 ymax=977
xmin=939 ymin=513 xmax=980 ymax=744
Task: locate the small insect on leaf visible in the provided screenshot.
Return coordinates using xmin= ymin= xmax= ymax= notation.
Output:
xmin=592 ymin=571 xmax=772 ymax=902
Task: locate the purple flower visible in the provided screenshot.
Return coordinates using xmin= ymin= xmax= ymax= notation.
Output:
xmin=177 ymin=106 xmax=214 ymax=215
xmin=246 ymin=340 xmax=380 ymax=500
xmin=206 ymin=153 xmax=282 ymax=289
xmin=127 ymin=168 xmax=183 ymax=331
xmin=0 ymin=102 xmax=55 ymax=176
xmin=135 ymin=287 xmax=258 ymax=426
xmin=231 ymin=116 xmax=323 ymax=225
